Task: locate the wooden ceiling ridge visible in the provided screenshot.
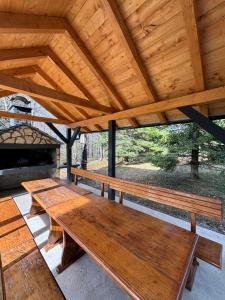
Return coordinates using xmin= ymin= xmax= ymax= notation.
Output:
xmin=180 ymin=0 xmax=208 ymax=116
xmin=68 ymin=87 xmax=225 ymax=128
xmin=102 ymin=0 xmax=167 ymax=124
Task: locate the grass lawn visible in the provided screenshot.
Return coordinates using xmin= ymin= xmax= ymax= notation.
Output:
xmin=84 ymin=160 xmax=225 ymax=234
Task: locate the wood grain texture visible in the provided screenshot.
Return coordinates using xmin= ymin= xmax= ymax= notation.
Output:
xmin=47 ymin=193 xmax=198 ymax=300
xmin=71 ymin=168 xmax=223 ymax=220
xmin=4 ymin=249 xmax=65 ymax=300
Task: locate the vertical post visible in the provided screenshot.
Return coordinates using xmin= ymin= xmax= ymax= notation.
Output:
xmin=191 ymin=213 xmax=196 ymax=233
xmin=108 ymin=120 xmax=116 ymax=200
xmin=66 ymin=128 xmax=72 ymax=182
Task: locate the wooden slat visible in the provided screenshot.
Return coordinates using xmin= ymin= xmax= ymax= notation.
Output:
xmin=69 ymin=86 xmax=225 ymax=128
xmin=180 ymin=0 xmax=208 ymax=116
xmin=103 ymin=0 xmax=167 ymax=124
xmin=0 ymin=72 xmax=111 ymax=113
xmin=0 ymin=110 xmax=69 ymax=124
xmin=196 ymin=236 xmax=223 ymax=269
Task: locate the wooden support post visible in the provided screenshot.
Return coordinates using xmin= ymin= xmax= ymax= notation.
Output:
xmin=74 ymin=174 xmax=78 ymax=185
xmin=119 ymin=191 xmax=124 ymax=204
xmin=108 ymin=120 xmax=116 ymax=200
xmin=191 ymin=213 xmax=196 ymax=233
xmin=101 ymin=183 xmax=105 ymax=197
xmin=66 ymin=128 xmax=72 ymax=182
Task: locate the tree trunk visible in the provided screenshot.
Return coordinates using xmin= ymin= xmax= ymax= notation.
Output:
xmin=191 ymin=148 xmax=199 ymax=179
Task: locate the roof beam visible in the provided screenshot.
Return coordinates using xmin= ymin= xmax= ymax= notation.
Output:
xmin=102 ymin=0 xmax=167 ymax=124
xmin=180 ymin=0 xmax=208 ymax=116
xmin=69 ymin=87 xmax=225 ymax=128
xmin=0 ymin=110 xmax=69 ymax=124
xmin=0 ymin=12 xmax=66 ymax=34
xmin=65 ymin=22 xmax=138 ymax=127
xmin=0 ymin=72 xmax=112 ymax=113
xmin=33 ymin=66 xmax=102 ymax=131
xmin=0 ymin=12 xmax=137 ymax=127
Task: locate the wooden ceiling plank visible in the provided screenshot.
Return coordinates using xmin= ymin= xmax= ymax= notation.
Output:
xmin=102 ymin=0 xmax=167 ymax=124
xmin=180 ymin=0 xmax=208 ymax=116
xmin=0 ymin=110 xmax=69 ymax=124
xmin=0 ymin=72 xmax=112 ymax=113
xmin=68 ymin=87 xmax=225 ymax=128
xmin=65 ymin=22 xmax=139 ymax=127
xmin=0 ymin=12 xmax=66 ymax=34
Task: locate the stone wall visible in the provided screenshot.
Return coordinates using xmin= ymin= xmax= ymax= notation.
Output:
xmin=0 ymin=125 xmax=60 ymax=145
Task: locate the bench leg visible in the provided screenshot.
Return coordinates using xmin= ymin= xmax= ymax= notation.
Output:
xmin=186 ymin=257 xmax=199 ymax=291
xmin=56 ymin=231 xmax=85 ymax=274
xmin=27 ymin=196 xmax=45 ymax=219
xmin=44 ymin=218 xmax=63 ymax=252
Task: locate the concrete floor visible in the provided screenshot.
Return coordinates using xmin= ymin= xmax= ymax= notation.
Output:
xmin=13 ymin=183 xmax=225 ymax=300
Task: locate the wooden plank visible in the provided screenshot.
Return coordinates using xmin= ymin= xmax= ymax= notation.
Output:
xmin=69 ymin=86 xmax=225 ymax=128
xmin=0 ymin=254 xmax=6 ymax=300
xmin=103 ymin=0 xmax=167 ymax=124
xmin=180 ymin=0 xmax=208 ymax=116
xmin=47 ymin=193 xmax=198 ymax=300
xmin=4 ymin=249 xmax=65 ymax=299
xmin=196 ymin=236 xmax=223 ymax=269
xmin=0 ymin=72 xmax=112 ymax=113
xmin=0 ymin=12 xmax=66 ymax=34
xmin=0 ymin=110 xmax=69 ymax=125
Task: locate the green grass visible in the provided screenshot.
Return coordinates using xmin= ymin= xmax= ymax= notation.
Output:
xmin=86 ymin=160 xmax=225 ymax=234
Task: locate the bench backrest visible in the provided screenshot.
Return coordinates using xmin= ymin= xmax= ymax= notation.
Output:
xmin=71 ymin=168 xmax=223 ymax=233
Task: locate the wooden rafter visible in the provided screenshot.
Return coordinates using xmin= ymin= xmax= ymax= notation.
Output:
xmin=0 ymin=72 xmax=112 ymax=113
xmin=69 ymin=87 xmax=225 ymax=128
xmin=102 ymin=0 xmax=167 ymax=124
xmin=0 ymin=46 xmax=108 ymax=130
xmin=180 ymin=0 xmax=208 ymax=116
xmin=33 ymin=66 xmax=102 ymax=131
xmin=0 ymin=110 xmax=69 ymax=124
xmin=0 ymin=12 xmax=138 ymax=127
xmin=65 ymin=23 xmax=138 ymax=127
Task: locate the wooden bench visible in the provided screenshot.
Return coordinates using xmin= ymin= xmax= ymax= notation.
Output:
xmin=0 ymin=196 xmax=65 ymax=299
xmin=71 ymin=168 xmax=223 ymax=269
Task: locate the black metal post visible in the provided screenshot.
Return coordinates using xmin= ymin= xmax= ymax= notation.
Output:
xmin=66 ymin=128 xmax=72 ymax=182
xmin=45 ymin=122 xmax=68 ymax=144
xmin=108 ymin=120 xmax=116 ymax=200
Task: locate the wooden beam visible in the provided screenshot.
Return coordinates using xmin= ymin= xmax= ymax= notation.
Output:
xmin=102 ymin=0 xmax=167 ymax=124
xmin=0 ymin=66 xmax=36 ymax=77
xmin=180 ymin=0 xmax=208 ymax=116
xmin=0 ymin=110 xmax=69 ymax=124
xmin=0 ymin=12 xmax=66 ymax=34
xmin=0 ymin=47 xmax=46 ymax=63
xmin=41 ymin=47 xmax=113 ymax=114
xmin=0 ymin=72 xmax=112 ymax=113
xmin=69 ymin=87 xmax=225 ymax=128
xmin=33 ymin=66 xmax=102 ymax=131
xmin=46 ymin=122 xmax=68 ymax=144
xmin=65 ymin=23 xmax=138 ymax=127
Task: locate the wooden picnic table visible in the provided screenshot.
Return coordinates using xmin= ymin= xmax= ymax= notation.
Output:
xmin=22 ymin=178 xmax=199 ymax=300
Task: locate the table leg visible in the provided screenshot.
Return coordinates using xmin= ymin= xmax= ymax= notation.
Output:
xmin=56 ymin=231 xmax=85 ymax=274
xmin=186 ymin=257 xmax=199 ymax=291
xmin=27 ymin=196 xmax=45 ymax=219
xmin=44 ymin=218 xmax=63 ymax=252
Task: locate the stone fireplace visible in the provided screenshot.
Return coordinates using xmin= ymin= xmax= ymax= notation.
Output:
xmin=0 ymin=125 xmax=60 ymax=190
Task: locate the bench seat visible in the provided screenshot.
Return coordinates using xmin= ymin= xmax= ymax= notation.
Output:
xmin=196 ymin=236 xmax=223 ymax=269
xmin=0 ymin=196 xmax=65 ymax=299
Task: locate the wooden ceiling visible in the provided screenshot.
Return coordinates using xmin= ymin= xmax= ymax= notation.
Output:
xmin=0 ymin=0 xmax=224 ymax=132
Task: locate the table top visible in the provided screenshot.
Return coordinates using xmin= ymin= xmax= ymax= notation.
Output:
xmin=23 ymin=179 xmax=199 ymax=300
